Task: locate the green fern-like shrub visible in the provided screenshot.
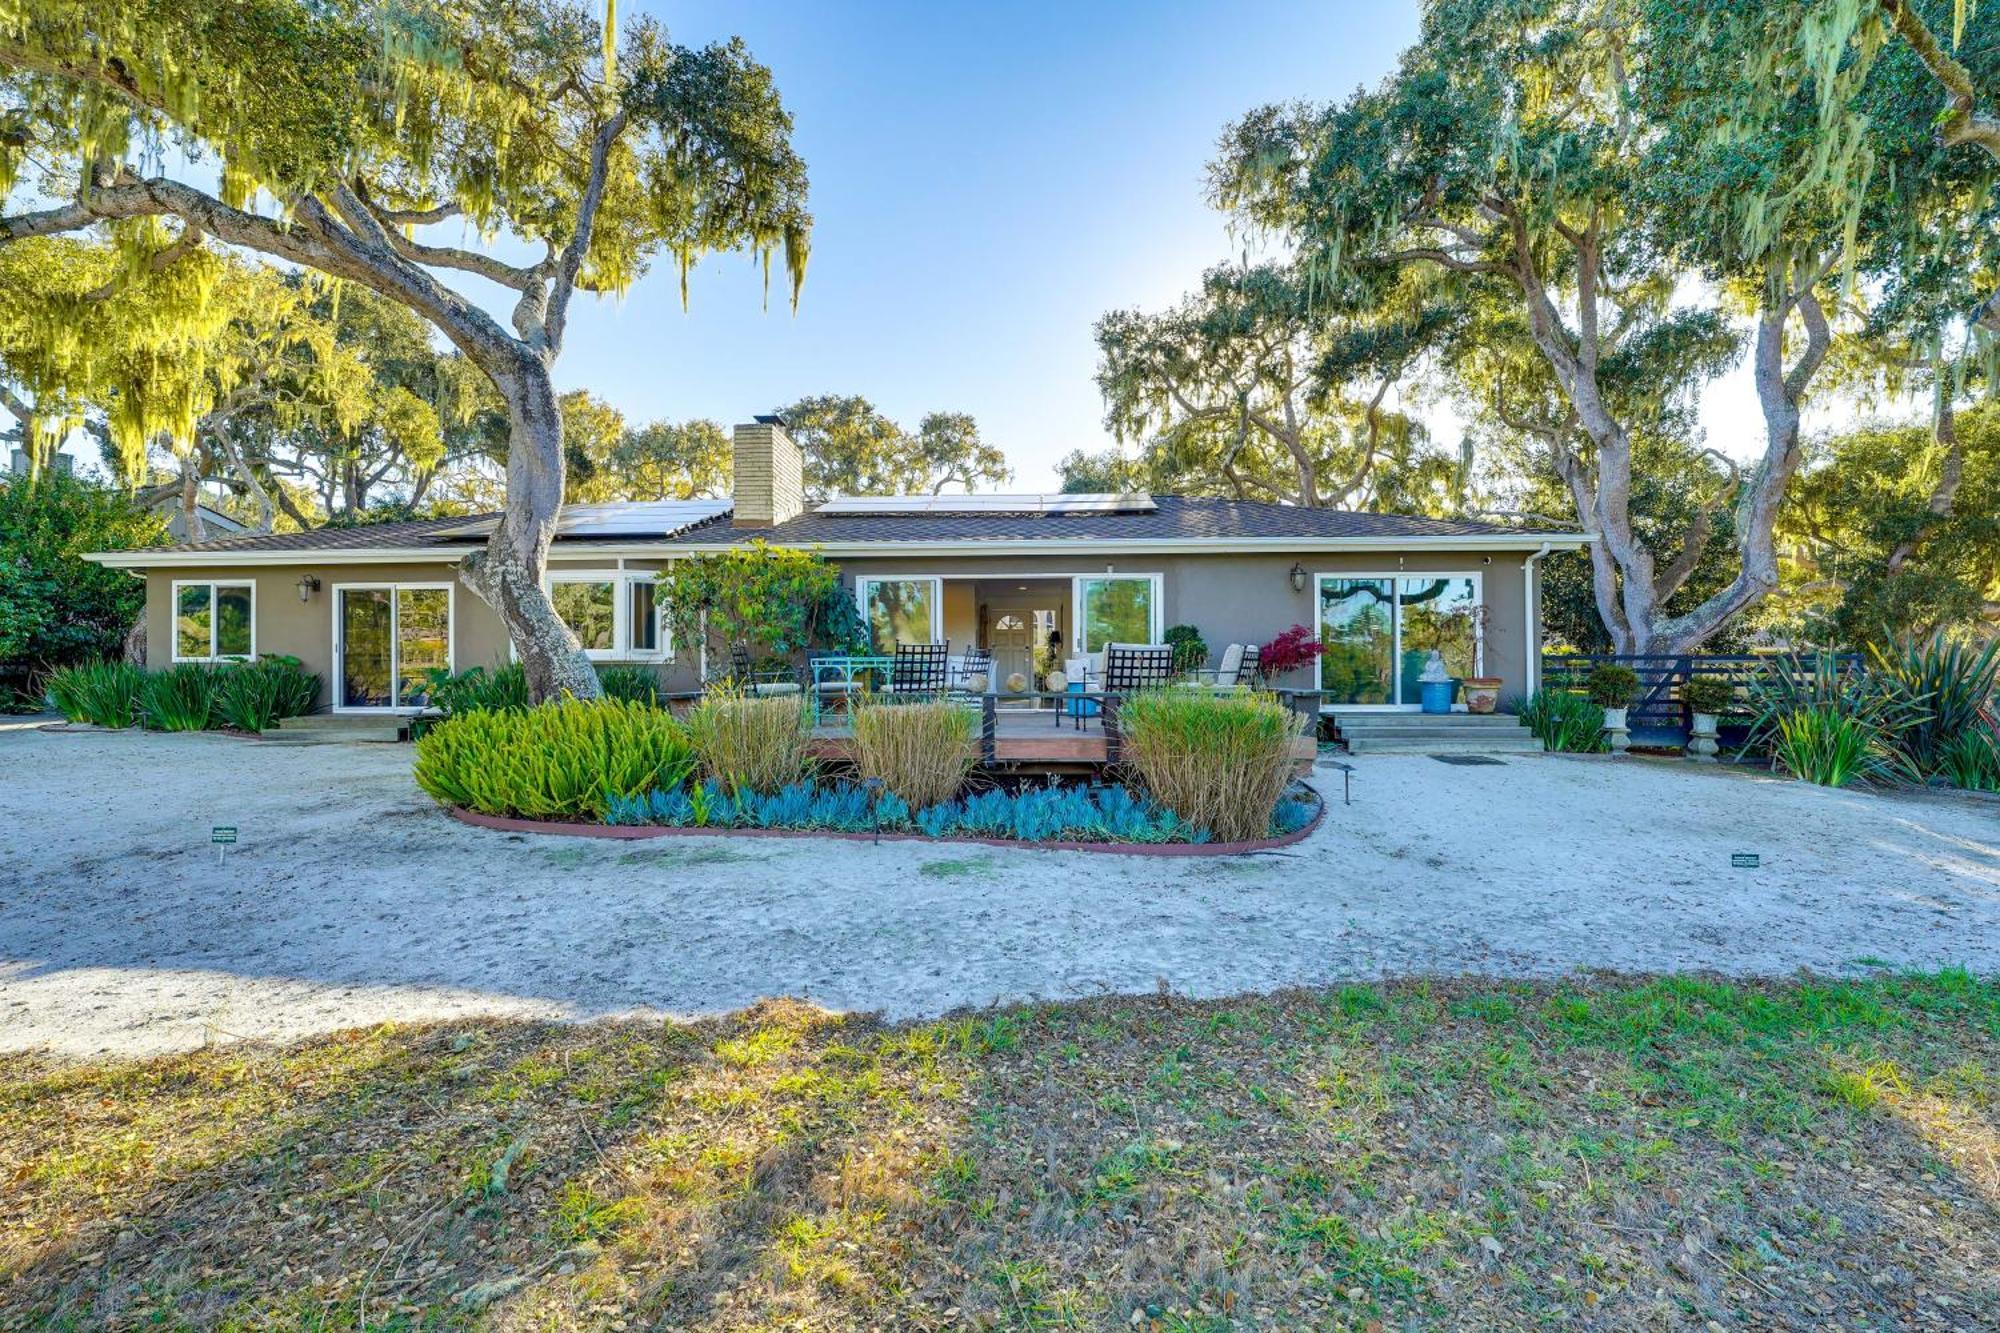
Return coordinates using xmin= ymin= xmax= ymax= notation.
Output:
xmin=412 ymin=698 xmax=698 ymax=820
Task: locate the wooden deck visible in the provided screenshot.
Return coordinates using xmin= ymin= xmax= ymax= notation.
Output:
xmin=808 ymin=705 xmax=1318 ymax=774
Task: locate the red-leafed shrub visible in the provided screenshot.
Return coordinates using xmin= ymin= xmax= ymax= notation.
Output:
xmin=1258 ymin=624 xmax=1324 ymax=679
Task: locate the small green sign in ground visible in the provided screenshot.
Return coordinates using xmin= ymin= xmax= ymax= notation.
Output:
xmin=211 ymin=826 xmax=237 ymax=845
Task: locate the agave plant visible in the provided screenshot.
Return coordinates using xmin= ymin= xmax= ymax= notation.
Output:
xmin=1744 ymin=652 xmax=1925 ymax=787
xmin=1866 ymin=632 xmax=2000 ymax=777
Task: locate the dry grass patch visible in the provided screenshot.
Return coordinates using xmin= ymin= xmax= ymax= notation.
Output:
xmin=849 ymin=697 xmax=980 ymax=808
xmin=2 ymin=974 xmax=1996 ymax=1329
xmin=685 ymin=689 xmax=816 ymax=793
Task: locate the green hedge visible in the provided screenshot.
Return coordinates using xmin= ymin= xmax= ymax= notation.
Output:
xmin=412 ymin=698 xmax=699 ymax=820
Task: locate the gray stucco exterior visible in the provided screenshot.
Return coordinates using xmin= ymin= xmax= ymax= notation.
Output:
xmin=135 ymin=543 xmax=1555 ymax=710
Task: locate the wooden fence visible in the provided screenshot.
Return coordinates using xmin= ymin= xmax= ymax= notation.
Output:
xmin=1539 ymin=653 xmax=1861 ymax=746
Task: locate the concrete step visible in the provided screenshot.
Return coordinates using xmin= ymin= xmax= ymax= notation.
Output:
xmin=264 ymin=714 xmax=407 ymax=743
xmin=1346 ymin=733 xmax=1545 ymax=755
xmin=1326 ymin=710 xmax=1528 ymax=728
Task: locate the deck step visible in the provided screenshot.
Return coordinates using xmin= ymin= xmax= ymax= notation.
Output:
xmin=1345 ymin=732 xmax=1544 ymax=755
xmin=1328 ymin=708 xmax=1544 ymax=756
xmin=264 ymin=714 xmax=407 ymax=743
xmin=1325 ymin=710 xmax=1527 ymax=728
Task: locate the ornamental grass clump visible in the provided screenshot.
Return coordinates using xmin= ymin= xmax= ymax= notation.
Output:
xmin=215 ymin=657 xmax=320 ymax=733
xmin=413 ymin=698 xmax=697 ymax=820
xmin=685 ymin=689 xmax=815 ymax=793
xmin=1516 ymin=688 xmax=1606 ymax=752
xmin=1116 ymin=689 xmax=1303 ymax=843
xmin=45 ymin=660 xmax=145 ymax=728
xmin=140 ymin=662 xmax=222 ymax=731
xmin=849 ymin=697 xmax=980 ymax=808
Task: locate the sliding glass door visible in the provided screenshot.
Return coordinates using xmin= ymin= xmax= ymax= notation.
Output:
xmin=1317 ymin=574 xmax=1482 ymax=706
xmin=337 ymin=585 xmax=452 ymax=709
xmin=1318 ymin=578 xmax=1396 ymax=704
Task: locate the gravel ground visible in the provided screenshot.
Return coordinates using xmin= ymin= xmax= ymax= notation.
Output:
xmin=2 ymin=723 xmax=1996 ymax=1058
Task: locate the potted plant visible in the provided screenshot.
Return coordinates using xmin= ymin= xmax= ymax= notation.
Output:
xmin=1681 ymin=673 xmax=1733 ymax=763
xmin=1461 ymin=673 xmax=1504 ymax=714
xmin=1586 ymin=664 xmax=1641 ymax=754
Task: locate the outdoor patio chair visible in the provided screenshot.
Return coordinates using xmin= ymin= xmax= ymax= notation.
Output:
xmin=950 ymin=647 xmax=993 ymax=696
xmin=720 ymin=642 xmax=800 ymax=698
xmin=1103 ymin=643 xmax=1176 ymax=693
xmin=1188 ymin=642 xmax=1261 ymax=688
xmin=807 ymin=649 xmax=866 ymax=719
xmin=887 ymin=641 xmax=950 ymax=696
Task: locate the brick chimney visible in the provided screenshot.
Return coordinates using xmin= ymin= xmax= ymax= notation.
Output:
xmin=731 ymin=415 xmax=805 ymax=528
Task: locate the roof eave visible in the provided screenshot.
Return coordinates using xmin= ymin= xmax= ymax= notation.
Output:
xmin=82 ymin=530 xmax=1593 ymax=569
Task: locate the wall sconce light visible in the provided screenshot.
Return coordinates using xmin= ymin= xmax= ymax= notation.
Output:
xmin=296 ymin=574 xmax=321 ymax=603
xmin=1288 ymin=562 xmax=1307 ymax=593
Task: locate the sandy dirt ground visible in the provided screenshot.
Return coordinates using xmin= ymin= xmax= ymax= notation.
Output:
xmin=2 ymin=721 xmax=1996 ymax=1058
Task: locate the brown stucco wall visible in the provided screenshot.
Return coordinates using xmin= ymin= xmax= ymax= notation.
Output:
xmin=139 ymin=545 xmax=1546 ymax=709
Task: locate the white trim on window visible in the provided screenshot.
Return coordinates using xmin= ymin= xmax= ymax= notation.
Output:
xmin=1312 ymin=570 xmax=1485 ymax=710
xmin=330 ymin=581 xmax=457 ymax=713
xmin=1070 ymin=572 xmax=1165 ymax=654
xmin=543 ymin=570 xmax=670 ymax=662
xmin=854 ymin=575 xmax=945 ymax=649
xmin=170 ymin=579 xmax=257 ymax=662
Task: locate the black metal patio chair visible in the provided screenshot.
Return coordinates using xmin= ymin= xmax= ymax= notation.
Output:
xmin=887 ymin=641 xmax=950 ymax=696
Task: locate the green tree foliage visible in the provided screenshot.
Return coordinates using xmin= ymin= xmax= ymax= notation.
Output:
xmin=664 ymin=542 xmax=866 ymax=662
xmin=606 ymin=418 xmax=732 ymax=500
xmin=1095 ymin=262 xmax=1459 ymax=512
xmin=0 ymin=473 xmax=166 ymax=678
xmin=1209 ymin=0 xmax=1873 ymax=654
xmin=0 ymin=0 xmax=811 ymax=702
xmin=777 ymin=395 xmax=1010 ymax=499
xmin=1775 ymin=406 xmax=2000 ymax=643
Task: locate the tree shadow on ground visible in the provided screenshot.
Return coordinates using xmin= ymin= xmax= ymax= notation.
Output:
xmin=1 ymin=976 xmax=1995 ymax=1329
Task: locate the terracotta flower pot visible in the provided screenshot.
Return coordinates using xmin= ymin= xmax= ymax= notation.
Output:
xmin=1462 ymin=676 xmax=1503 ymax=714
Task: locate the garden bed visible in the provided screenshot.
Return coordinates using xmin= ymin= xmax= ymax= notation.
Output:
xmin=446 ymin=780 xmax=1326 ymax=856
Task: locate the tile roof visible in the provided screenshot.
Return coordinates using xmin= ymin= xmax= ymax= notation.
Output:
xmin=112 ymin=495 xmax=1574 ymax=558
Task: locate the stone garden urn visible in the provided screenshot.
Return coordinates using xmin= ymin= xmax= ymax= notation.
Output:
xmin=1686 ymin=711 xmax=1720 ymax=763
xmin=1602 ymin=705 xmax=1632 ymax=754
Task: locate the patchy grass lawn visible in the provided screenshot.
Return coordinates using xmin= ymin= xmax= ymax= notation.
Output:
xmin=2 ymin=974 xmax=1996 ymax=1330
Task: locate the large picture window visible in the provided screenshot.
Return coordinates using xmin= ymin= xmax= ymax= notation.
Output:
xmin=1315 ymin=573 xmax=1483 ymax=706
xmin=1074 ymin=575 xmax=1159 ymax=653
xmin=172 ymin=581 xmax=255 ymax=661
xmin=857 ymin=577 xmax=941 ymax=651
xmin=547 ymin=572 xmax=667 ymax=661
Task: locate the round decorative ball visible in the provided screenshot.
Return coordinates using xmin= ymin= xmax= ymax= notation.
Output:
xmin=1004 ymin=671 xmax=1028 ymax=693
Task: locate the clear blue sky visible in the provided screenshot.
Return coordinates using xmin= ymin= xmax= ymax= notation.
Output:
xmin=545 ymin=2 xmax=1419 ymax=489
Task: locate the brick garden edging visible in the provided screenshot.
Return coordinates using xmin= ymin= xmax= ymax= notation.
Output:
xmin=446 ymin=782 xmax=1326 ymax=857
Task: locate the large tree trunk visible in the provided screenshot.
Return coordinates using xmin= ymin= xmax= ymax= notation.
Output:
xmin=179 ymin=455 xmax=206 ymax=543
xmin=459 ymin=358 xmax=600 ymax=703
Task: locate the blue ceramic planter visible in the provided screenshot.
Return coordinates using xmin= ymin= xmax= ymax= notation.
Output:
xmin=1419 ymin=679 xmax=1455 ymax=714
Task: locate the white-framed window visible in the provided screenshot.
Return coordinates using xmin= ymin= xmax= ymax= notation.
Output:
xmin=546 ymin=571 xmax=668 ymax=661
xmin=1071 ymin=573 xmax=1163 ymax=653
xmin=172 ymin=580 xmax=256 ymax=661
xmin=855 ymin=576 xmax=943 ymax=651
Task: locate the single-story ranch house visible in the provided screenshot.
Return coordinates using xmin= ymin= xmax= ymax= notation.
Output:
xmin=86 ymin=419 xmax=1589 ymax=714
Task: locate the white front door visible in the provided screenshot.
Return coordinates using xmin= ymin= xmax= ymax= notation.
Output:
xmin=987 ymin=611 xmax=1034 ymax=691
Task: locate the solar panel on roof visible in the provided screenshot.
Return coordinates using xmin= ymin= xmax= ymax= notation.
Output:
xmin=432 ymin=499 xmax=732 ymax=540
xmin=812 ymin=492 xmax=1156 ymax=516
